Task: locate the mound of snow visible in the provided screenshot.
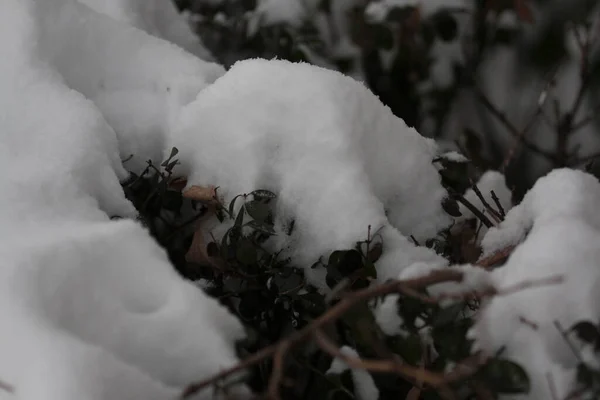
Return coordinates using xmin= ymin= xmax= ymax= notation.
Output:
xmin=36 ymin=0 xmax=225 ymax=174
xmin=170 ymin=58 xmax=452 ymax=286
xmin=80 ymin=0 xmax=216 ymax=60
xmin=472 ymin=169 xmax=600 ymax=399
xmin=0 ymin=0 xmax=245 ymax=398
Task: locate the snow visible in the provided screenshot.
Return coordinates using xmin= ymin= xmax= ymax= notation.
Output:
xmin=36 ymin=0 xmax=225 ymax=174
xmin=0 ymin=0 xmax=245 ymax=398
xmin=364 ymin=0 xmax=469 ymax=23
xmin=472 ymin=168 xmax=600 ymax=399
xmin=326 ymin=346 xmax=380 ymax=400
xmin=80 ymin=0 xmax=216 ymax=60
xmin=170 ymin=58 xmax=452 ymax=287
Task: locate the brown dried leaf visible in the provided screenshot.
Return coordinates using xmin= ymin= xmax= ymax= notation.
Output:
xmin=182 ymin=185 xmax=218 ymax=203
xmin=185 ymin=220 xmax=225 ymax=271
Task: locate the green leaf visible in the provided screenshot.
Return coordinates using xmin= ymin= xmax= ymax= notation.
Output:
xmin=236 ymin=238 xmax=257 ymax=265
xmin=397 ymin=334 xmax=423 ymax=365
xmin=161 ymin=190 xmax=182 ymax=212
xmin=246 ymin=220 xmax=276 ymax=235
xmin=228 ymin=194 xmax=243 ymax=219
xmin=570 ymin=321 xmax=600 ymax=344
xmin=481 ymin=358 xmax=530 ymax=394
xmin=366 ymin=242 xmax=383 ymax=264
xmin=165 ymin=159 xmax=179 ymax=173
xmin=161 ymin=147 xmax=179 ymax=166
xmin=245 ymin=200 xmax=271 ymax=222
xmin=328 ymin=250 xmax=363 ymax=276
xmin=251 ymin=189 xmax=277 ymax=200
xmin=363 ymin=260 xmax=377 ymax=279
xmin=234 ymin=206 xmax=245 ymax=227
xmin=339 ymin=250 xmax=363 ymax=275
xmin=576 ymin=363 xmax=595 ymax=386
xmin=432 ymin=303 xmax=464 ymax=327
xmin=442 ymin=197 xmax=462 ymax=217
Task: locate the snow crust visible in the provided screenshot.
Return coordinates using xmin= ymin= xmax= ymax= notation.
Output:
xmin=473 ymin=168 xmax=600 ymax=399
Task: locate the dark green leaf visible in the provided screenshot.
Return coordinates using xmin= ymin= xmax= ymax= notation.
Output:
xmin=481 ymin=358 xmax=530 ymax=394
xmin=432 ymin=303 xmax=464 ymax=327
xmin=396 ymin=334 xmax=423 ymax=365
xmin=366 ymin=242 xmax=383 ymax=264
xmin=246 ymin=220 xmax=277 ymax=235
xmin=442 ymin=197 xmax=462 ymax=217
xmin=245 ymin=200 xmax=271 ymax=222
xmin=363 ymin=260 xmax=377 ymax=279
xmin=162 ymin=190 xmax=182 ymax=212
xmin=234 ymin=206 xmax=245 ymax=227
xmin=577 ymin=363 xmax=594 ymax=386
xmin=571 ymin=321 xmax=600 ymax=344
xmin=433 ymin=11 xmax=458 ymax=42
xmin=251 ymin=189 xmax=277 ymax=200
xmin=228 ymin=194 xmax=243 ymax=219
xmin=236 ymin=238 xmax=257 ymax=265
xmin=165 ymin=159 xmax=179 ymax=172
xmin=161 ymin=147 xmax=179 ymax=166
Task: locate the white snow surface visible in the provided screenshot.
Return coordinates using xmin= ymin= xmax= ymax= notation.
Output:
xmin=169 ymin=58 xmax=452 ymax=287
xmin=80 ymin=0 xmax=216 ymax=60
xmin=38 ymin=0 xmax=225 ymax=174
xmin=326 ymin=346 xmax=380 ymax=400
xmin=0 ymin=0 xmax=244 ymax=398
xmin=472 ymin=168 xmax=600 ymax=399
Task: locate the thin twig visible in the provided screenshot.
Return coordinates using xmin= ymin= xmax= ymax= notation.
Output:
xmin=182 ymin=243 xmax=525 ymax=399
xmin=474 ymin=86 xmax=556 ymax=161
xmin=265 ymin=341 xmax=291 ymax=400
xmin=470 ymin=183 xmax=502 ymax=223
xmin=455 ymin=194 xmax=494 ymax=228
xmin=0 ymin=379 xmax=14 ymax=394
xmin=490 ymin=190 xmax=506 ymax=218
xmin=181 ymin=269 xmax=464 ymax=398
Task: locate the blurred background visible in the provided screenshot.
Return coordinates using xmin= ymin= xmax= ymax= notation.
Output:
xmin=172 ymin=0 xmax=600 ymax=199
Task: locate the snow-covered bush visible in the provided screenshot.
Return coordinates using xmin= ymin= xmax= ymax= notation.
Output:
xmin=2 ymin=0 xmax=600 ymax=399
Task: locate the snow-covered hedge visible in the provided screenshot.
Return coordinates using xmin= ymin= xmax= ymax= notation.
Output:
xmin=2 ymin=0 xmax=600 ymax=399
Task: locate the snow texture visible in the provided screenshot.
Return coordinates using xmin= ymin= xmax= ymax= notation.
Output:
xmin=326 ymin=346 xmax=380 ymax=400
xmin=0 ymin=0 xmax=244 ymax=398
xmin=169 ymin=58 xmax=452 ymax=288
xmin=472 ymin=168 xmax=600 ymax=399
xmin=38 ymin=0 xmax=225 ymax=175
xmin=80 ymin=0 xmax=216 ymax=60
